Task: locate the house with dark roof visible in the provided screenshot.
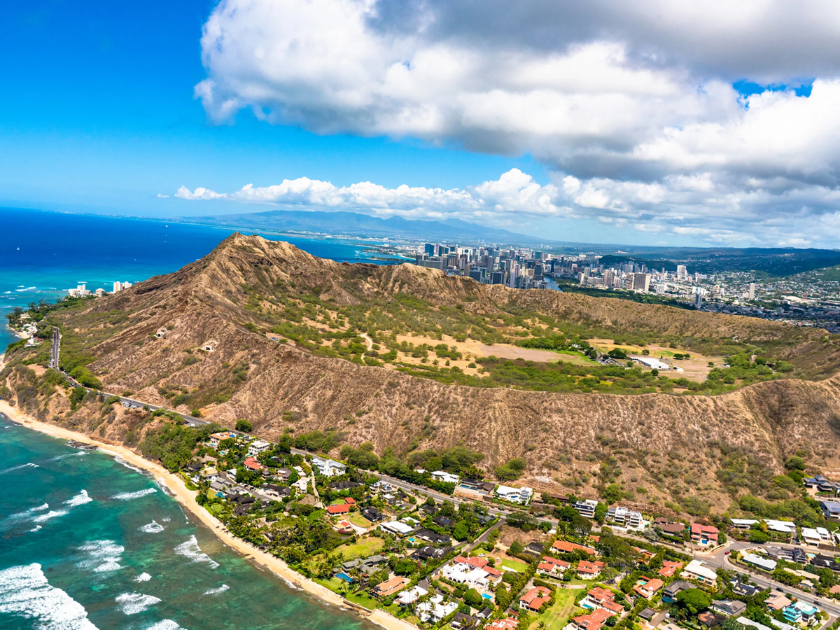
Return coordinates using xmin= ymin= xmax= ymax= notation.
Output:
xmin=361 ymin=507 xmax=384 ymax=522
xmin=433 ymin=515 xmax=455 ymax=528
xmin=415 ymin=528 xmax=450 ymax=545
xmin=662 ymin=580 xmax=693 ymax=603
xmin=451 ymin=613 xmax=480 ymax=629
xmin=413 ymin=546 xmax=451 ymax=561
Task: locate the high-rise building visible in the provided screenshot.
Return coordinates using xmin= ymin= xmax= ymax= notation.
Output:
xmin=632 ymin=273 xmax=651 ymax=292
xmin=749 ymin=283 xmax=756 ymax=300
xmin=694 ymin=290 xmax=703 ymax=309
xmin=491 ymin=271 xmax=505 ymax=285
xmin=424 ymin=243 xmax=436 ymax=257
xmin=676 ymin=264 xmax=687 ymax=279
xmin=603 ymin=269 xmax=615 ymax=287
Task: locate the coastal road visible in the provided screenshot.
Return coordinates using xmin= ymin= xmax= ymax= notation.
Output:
xmin=49 ymin=326 xmax=60 ymax=369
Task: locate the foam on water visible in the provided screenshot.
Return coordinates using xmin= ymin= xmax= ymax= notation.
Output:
xmin=64 ymin=489 xmax=93 ymax=507
xmin=114 ymin=455 xmax=148 ymax=475
xmin=77 ymin=540 xmax=125 ymax=573
xmin=28 ymin=503 xmax=49 ymax=512
xmin=203 ymin=584 xmax=229 ymax=596
xmin=33 ymin=509 xmax=68 ymax=523
xmin=112 ymin=487 xmax=157 ymax=501
xmin=0 ymin=563 xmax=98 ymax=629
xmin=29 ymin=525 xmax=42 ymax=533
xmin=174 ymin=535 xmax=219 ymax=569
xmin=145 ymin=621 xmax=185 ymax=630
xmin=50 ymin=451 xmax=86 ymax=461
xmin=140 ymin=520 xmax=165 ymax=533
xmin=155 ymin=477 xmax=174 ymax=496
xmin=115 ymin=592 xmax=162 ymax=615
xmin=135 ymin=573 xmax=152 ymax=582
xmin=0 ymin=461 xmax=39 ymax=475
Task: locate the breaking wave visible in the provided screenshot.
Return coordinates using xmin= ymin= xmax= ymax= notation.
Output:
xmin=115 ymin=592 xmax=161 ymax=615
xmin=135 ymin=573 xmax=152 ymax=582
xmin=0 ymin=462 xmax=39 ymax=475
xmin=33 ymin=510 xmax=68 ymax=523
xmin=0 ymin=563 xmax=98 ymax=629
xmin=174 ymin=536 xmax=219 ymax=569
xmin=203 ymin=584 xmax=229 ymax=596
xmin=64 ymin=490 xmax=93 ymax=507
xmin=112 ymin=488 xmax=157 ymax=501
xmin=77 ymin=540 xmax=124 ymax=573
xmin=145 ymin=621 xmax=185 ymax=630
xmin=140 ymin=520 xmax=165 ymax=533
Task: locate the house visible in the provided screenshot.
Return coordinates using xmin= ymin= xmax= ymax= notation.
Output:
xmin=682 ymin=560 xmax=718 ymax=588
xmin=380 ymin=521 xmax=414 ymax=537
xmin=765 ymin=594 xmax=792 ymax=611
xmin=247 ymin=440 xmax=271 ymax=457
xmin=414 ymin=528 xmax=450 ymax=545
xmin=413 ymin=546 xmax=451 ymax=561
xmin=767 ymin=547 xmax=808 ymax=564
xmin=553 ymin=540 xmax=596 ymax=555
xmin=662 ymin=581 xmax=694 ymax=603
xmin=782 ymin=601 xmax=820 ymax=624
xmin=335 ymin=520 xmax=354 ymax=535
xmin=731 ymin=581 xmax=759 ymax=598
xmin=487 ymin=619 xmax=518 ymax=630
xmin=765 ymin=520 xmax=797 ymax=534
xmin=607 ymin=506 xmax=644 ymax=529
xmin=344 ymin=497 xmax=356 ymax=505
xmin=742 ymin=553 xmax=777 ymax=572
xmin=690 ymin=523 xmax=719 ymax=545
xmin=567 ymin=608 xmax=614 ymax=630
xmin=442 ymin=564 xmax=488 ymax=588
xmin=311 ymin=456 xmax=346 ymax=478
xmin=658 ymin=561 xmax=683 ymax=578
xmin=327 ymin=503 xmax=352 ymax=515
xmin=261 ymin=484 xmax=291 ymax=500
xmin=273 ymin=467 xmax=293 ymax=481
xmin=730 ymin=519 xmax=759 ymax=529
xmin=454 ymin=555 xmax=489 ymax=570
xmin=538 ymin=556 xmax=570 ymax=577
xmin=431 ymin=471 xmax=460 ymax=484
xmin=633 ymin=577 xmax=664 ymax=599
xmin=374 ymin=576 xmax=409 ymax=597
xmin=495 ymin=485 xmax=534 ymax=504
xmin=712 ymin=600 xmax=747 ymax=617
xmin=243 ymin=457 xmax=264 ymax=471
xmin=574 ymin=499 xmax=599 ymax=519
xmin=331 ymin=480 xmax=361 ymax=490
xmin=657 ymin=521 xmax=686 ymax=538
xmin=460 ymin=478 xmax=496 ymax=494
xmin=362 ymin=507 xmax=384 ymax=522
xmin=577 ymin=561 xmax=605 ymax=579
xmin=420 ymin=504 xmax=437 ymax=516
xmin=433 ymin=515 xmax=455 ymax=528
xmin=699 ymin=613 xmax=726 ymax=627
xmin=451 ymin=613 xmax=480 ymax=629
xmin=397 ymin=585 xmax=428 ymax=605
xmin=633 ymin=548 xmax=656 ymax=564
xmin=208 ymin=431 xmax=236 ymax=449
xmin=417 ymin=595 xmax=458 ymax=623
xmin=519 ymin=586 xmax=552 ymax=612
xmin=581 ymin=587 xmax=624 ymax=615
xmin=821 ymin=501 xmax=840 ymax=520
xmin=526 ymin=542 xmax=545 ymax=556
xmin=811 ymin=554 xmax=840 ymax=572
xmin=801 ymin=527 xmax=832 ymax=546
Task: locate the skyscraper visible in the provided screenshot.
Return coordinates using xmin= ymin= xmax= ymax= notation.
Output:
xmin=749 ymin=283 xmax=756 ymax=300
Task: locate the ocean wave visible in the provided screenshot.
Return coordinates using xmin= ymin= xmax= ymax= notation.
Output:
xmin=29 ymin=525 xmax=42 ymax=533
xmin=135 ymin=573 xmax=152 ymax=582
xmin=161 ymin=517 xmax=171 ymax=523
xmin=115 ymin=592 xmax=161 ymax=615
xmin=77 ymin=540 xmax=124 ymax=573
xmin=202 ymin=584 xmax=229 ymax=596
xmin=50 ymin=451 xmax=86 ymax=461
xmin=28 ymin=503 xmax=50 ymax=512
xmin=145 ymin=621 xmax=184 ymax=630
xmin=174 ymin=536 xmax=219 ymax=569
xmin=140 ymin=520 xmax=164 ymax=533
xmin=15 ymin=286 xmax=37 ymax=292
xmin=0 ymin=462 xmax=39 ymax=475
xmin=155 ymin=478 xmax=174 ymax=496
xmin=112 ymin=488 xmax=157 ymax=501
xmin=64 ymin=490 xmax=93 ymax=507
xmin=0 ymin=563 xmax=98 ymax=629
xmin=113 ymin=455 xmax=148 ymax=475
xmin=33 ymin=510 xmax=68 ymax=523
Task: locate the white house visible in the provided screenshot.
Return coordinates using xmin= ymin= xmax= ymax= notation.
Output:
xmin=431 ymin=471 xmax=460 ymax=484
xmin=683 ymin=560 xmax=718 ymax=585
xmin=606 ymin=506 xmax=644 ymax=529
xmin=397 ymin=586 xmax=428 ymax=606
xmin=311 ymin=456 xmax=347 ymax=477
xmin=442 ymin=564 xmax=489 ymax=588
xmin=742 ymin=554 xmax=777 ymax=572
xmin=417 ymin=596 xmax=458 ymax=623
xmin=764 ymin=520 xmax=797 ymax=534
xmin=495 ymin=485 xmax=534 ymax=504
xmin=380 ymin=521 xmax=414 ymax=537
xmin=247 ymin=440 xmax=271 ymax=457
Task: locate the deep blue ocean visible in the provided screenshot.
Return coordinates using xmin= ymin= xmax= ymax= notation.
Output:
xmin=0 ymin=207 xmax=395 ymax=629
xmin=0 ymin=207 xmax=399 ymax=351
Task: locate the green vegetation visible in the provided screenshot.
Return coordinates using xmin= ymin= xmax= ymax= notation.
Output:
xmin=236 ymin=419 xmax=252 ymax=432
xmin=140 ymin=417 xmax=221 ymax=471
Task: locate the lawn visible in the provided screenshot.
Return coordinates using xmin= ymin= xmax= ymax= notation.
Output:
xmin=348 ymin=513 xmax=372 ymax=528
xmin=346 ymin=592 xmax=380 ymax=610
xmin=334 ymin=537 xmax=385 ymax=561
xmin=536 ymin=589 xmax=579 ymax=630
xmin=315 ymin=577 xmax=347 ymax=593
xmin=501 ymin=558 xmax=529 ymax=573
xmin=552 ymin=350 xmax=600 ymax=366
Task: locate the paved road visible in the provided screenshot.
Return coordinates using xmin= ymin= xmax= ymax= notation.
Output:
xmin=49 ymin=327 xmax=60 ymax=369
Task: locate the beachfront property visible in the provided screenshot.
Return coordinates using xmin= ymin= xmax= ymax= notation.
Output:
xmin=373 ymin=576 xmax=409 ymax=598
xmin=682 ymin=560 xmax=718 ymax=588
xmin=397 ymin=585 xmax=428 ymax=606
xmin=494 ymin=485 xmax=534 ymax=504
xmin=247 ymin=440 xmax=271 ymax=457
xmin=417 ymin=595 xmax=458 ymax=623
xmin=311 ymin=456 xmax=346 ymax=477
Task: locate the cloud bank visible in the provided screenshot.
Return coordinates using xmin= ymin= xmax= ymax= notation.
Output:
xmin=192 ymin=0 xmax=840 ymax=246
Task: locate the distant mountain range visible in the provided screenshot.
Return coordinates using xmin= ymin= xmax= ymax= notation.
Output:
xmin=180 ymin=209 xmax=551 ymax=245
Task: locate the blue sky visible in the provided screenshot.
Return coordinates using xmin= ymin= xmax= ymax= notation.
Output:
xmin=2 ymin=0 xmax=840 ymax=247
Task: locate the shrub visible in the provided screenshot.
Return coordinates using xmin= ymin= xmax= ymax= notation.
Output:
xmin=236 ymin=419 xmax=252 ymax=432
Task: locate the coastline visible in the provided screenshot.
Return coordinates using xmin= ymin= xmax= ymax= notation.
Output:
xmin=0 ymin=401 xmax=416 ymax=630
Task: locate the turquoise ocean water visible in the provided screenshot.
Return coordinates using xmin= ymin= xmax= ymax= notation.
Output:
xmin=0 ymin=207 xmax=404 ymax=351
xmin=0 ymin=413 xmax=376 ymax=630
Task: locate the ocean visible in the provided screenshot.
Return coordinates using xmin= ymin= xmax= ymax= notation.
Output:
xmin=0 ymin=207 xmax=402 ymax=351
xmin=0 ymin=413 xmax=376 ymax=630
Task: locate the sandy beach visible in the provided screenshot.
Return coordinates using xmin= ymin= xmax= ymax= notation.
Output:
xmin=0 ymin=400 xmax=416 ymax=630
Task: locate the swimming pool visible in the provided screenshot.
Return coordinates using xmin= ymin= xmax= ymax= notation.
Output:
xmin=481 ymin=593 xmax=493 ymax=600
xmin=336 ymin=572 xmax=354 ymax=583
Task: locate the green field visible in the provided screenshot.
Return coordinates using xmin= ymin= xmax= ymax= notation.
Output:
xmin=536 ymin=590 xmax=580 ymax=630
xmin=501 ymin=558 xmax=529 ymax=572
xmin=552 ymin=350 xmax=600 ymax=366
xmin=346 ymin=592 xmax=380 ymax=610
xmin=334 ymin=537 xmax=385 ymax=561
xmin=348 ymin=513 xmax=372 ymax=528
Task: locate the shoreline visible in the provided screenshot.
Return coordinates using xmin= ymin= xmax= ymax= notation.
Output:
xmin=0 ymin=401 xmax=416 ymax=630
